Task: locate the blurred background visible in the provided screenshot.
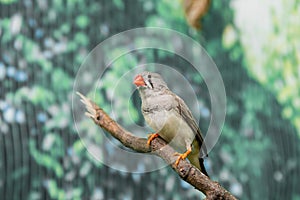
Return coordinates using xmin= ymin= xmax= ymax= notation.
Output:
xmin=0 ymin=0 xmax=300 ymax=199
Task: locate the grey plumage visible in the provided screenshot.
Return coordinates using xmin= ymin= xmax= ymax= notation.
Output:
xmin=135 ymin=71 xmax=208 ymax=176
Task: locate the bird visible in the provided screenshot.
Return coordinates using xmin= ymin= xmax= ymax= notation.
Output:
xmin=133 ymin=71 xmax=208 ymax=176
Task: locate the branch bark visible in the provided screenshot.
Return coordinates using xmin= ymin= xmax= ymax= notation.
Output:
xmin=77 ymin=92 xmax=237 ymax=200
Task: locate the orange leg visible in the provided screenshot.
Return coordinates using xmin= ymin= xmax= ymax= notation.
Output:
xmin=174 ymin=146 xmax=192 ymax=166
xmin=147 ymin=133 xmax=159 ymax=146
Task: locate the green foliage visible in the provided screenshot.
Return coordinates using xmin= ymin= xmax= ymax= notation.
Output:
xmin=46 ymin=179 xmax=82 ymax=200
xmin=73 ymin=140 xmax=85 ymax=154
xmin=17 ymin=35 xmax=53 ymax=72
xmin=0 ymin=0 xmax=17 ymax=4
xmin=29 ymin=139 xmax=64 ymax=178
xmin=113 ymin=0 xmax=124 ymax=10
xmin=13 ymin=86 xmax=55 ymax=109
xmin=75 ymin=15 xmax=90 ymax=29
xmin=236 ymin=0 xmax=300 ymax=135
xmin=1 ymin=0 xmax=299 ymax=199
xmin=51 ymin=69 xmax=72 ymax=92
xmin=100 ymin=53 xmax=140 ymax=125
xmin=0 ymin=18 xmax=13 ymax=43
xmin=74 ymin=32 xmax=89 ymax=46
xmin=146 ymin=0 xmax=189 ymax=33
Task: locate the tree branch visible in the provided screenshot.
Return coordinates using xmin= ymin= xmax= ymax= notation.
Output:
xmin=77 ymin=92 xmax=237 ymax=200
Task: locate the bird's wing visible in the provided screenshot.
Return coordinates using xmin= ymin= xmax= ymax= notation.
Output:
xmin=174 ymin=95 xmax=208 ymax=157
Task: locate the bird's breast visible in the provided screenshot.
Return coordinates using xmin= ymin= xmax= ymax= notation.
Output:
xmin=143 ymin=108 xmax=195 ymax=152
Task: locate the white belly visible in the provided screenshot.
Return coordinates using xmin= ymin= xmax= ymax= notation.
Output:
xmin=144 ymin=109 xmax=195 ymax=152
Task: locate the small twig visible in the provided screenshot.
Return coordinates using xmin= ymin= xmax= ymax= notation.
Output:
xmin=77 ymin=92 xmax=237 ymax=200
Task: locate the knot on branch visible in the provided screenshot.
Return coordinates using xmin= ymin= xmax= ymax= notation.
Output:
xmin=178 ymin=164 xmax=192 ymax=180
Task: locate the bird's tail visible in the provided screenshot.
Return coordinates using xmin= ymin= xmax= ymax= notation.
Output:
xmin=187 ymin=154 xmax=209 ymax=177
xmin=199 ymin=158 xmax=209 ymax=177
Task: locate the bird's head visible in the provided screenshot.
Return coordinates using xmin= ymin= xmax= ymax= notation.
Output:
xmin=134 ymin=71 xmax=169 ymax=98
xmin=134 ymin=71 xmax=168 ymax=91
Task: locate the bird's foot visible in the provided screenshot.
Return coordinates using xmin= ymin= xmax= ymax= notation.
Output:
xmin=174 ymin=148 xmax=192 ymax=166
xmin=147 ymin=133 xmax=159 ymax=146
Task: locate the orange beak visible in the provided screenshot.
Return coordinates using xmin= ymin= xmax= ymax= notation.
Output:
xmin=134 ymin=75 xmax=146 ymax=87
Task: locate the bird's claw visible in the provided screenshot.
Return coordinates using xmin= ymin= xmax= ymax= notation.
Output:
xmin=174 ymin=149 xmax=191 ymax=166
xmin=147 ymin=133 xmax=159 ymax=146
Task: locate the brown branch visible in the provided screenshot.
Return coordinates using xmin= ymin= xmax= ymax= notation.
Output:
xmin=77 ymin=92 xmax=237 ymax=200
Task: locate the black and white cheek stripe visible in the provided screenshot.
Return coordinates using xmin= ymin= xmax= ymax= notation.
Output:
xmin=145 ymin=74 xmax=154 ymax=89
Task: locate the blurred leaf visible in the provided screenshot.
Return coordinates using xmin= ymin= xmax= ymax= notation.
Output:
xmin=79 ymin=161 xmax=92 ymax=177
xmin=42 ymin=134 xmax=56 ymax=151
xmin=51 ymin=69 xmax=72 ymax=91
xmin=113 ymin=0 xmax=124 ymax=10
xmin=72 ymin=188 xmax=83 ymax=199
xmin=14 ymin=86 xmax=55 ymax=109
xmin=16 ymin=35 xmax=53 ymax=72
xmin=46 ymin=179 xmax=82 ymax=200
xmin=53 ymin=0 xmax=63 ymax=9
xmin=75 ymin=15 xmax=90 ymax=29
xmin=60 ymin=23 xmax=71 ymax=34
xmin=0 ymin=18 xmax=12 ymax=43
xmin=222 ymin=25 xmax=237 ymax=49
xmin=146 ymin=16 xmax=168 ymax=27
xmin=66 ymin=41 xmax=78 ymax=52
xmin=0 ymin=0 xmax=17 ymax=4
xmin=73 ymin=140 xmax=85 ymax=154
xmin=42 ymin=133 xmax=64 ymax=157
xmin=29 ymin=140 xmax=63 ymax=178
xmin=48 ymin=180 xmax=59 ymax=198
xmin=46 ymin=103 xmax=70 ymax=130
xmin=74 ymin=32 xmax=89 ymax=46
xmin=28 ymin=86 xmax=55 ymax=107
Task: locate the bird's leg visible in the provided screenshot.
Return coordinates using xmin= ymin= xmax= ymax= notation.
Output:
xmin=147 ymin=133 xmax=159 ymax=146
xmin=174 ymin=146 xmax=192 ymax=166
